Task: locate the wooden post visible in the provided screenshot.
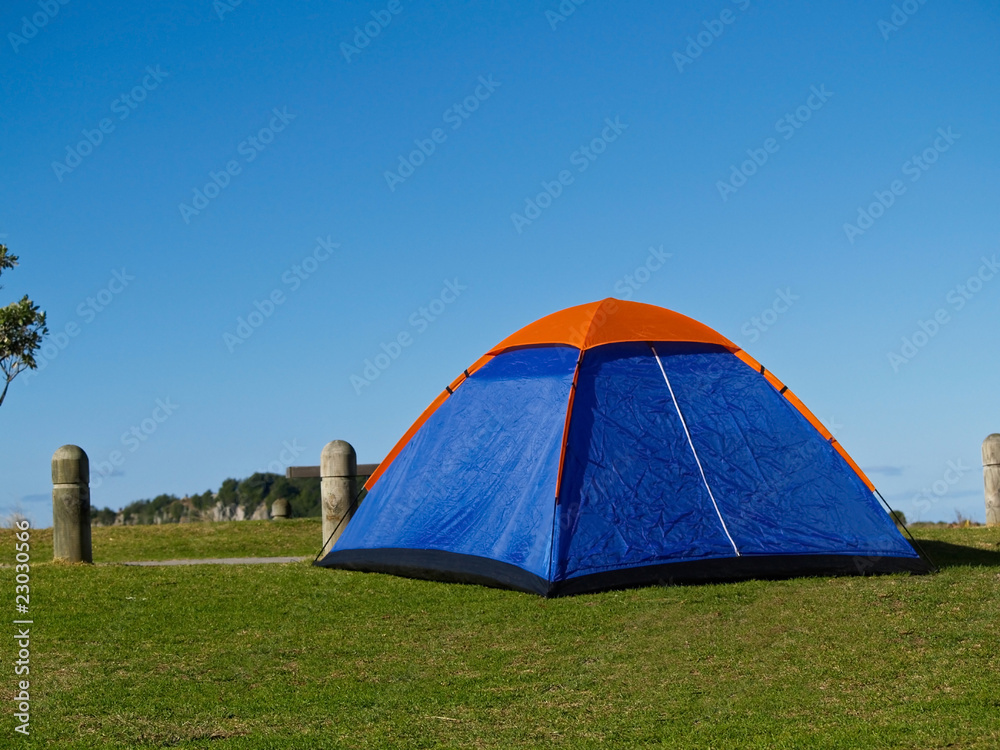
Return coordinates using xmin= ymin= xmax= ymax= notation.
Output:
xmin=52 ymin=445 xmax=92 ymax=563
xmin=321 ymin=441 xmax=357 ymax=555
xmin=984 ymin=434 xmax=1000 ymax=527
xmin=271 ymin=497 xmax=289 ymax=520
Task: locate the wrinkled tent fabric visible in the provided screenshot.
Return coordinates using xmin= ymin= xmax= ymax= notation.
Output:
xmin=317 ymin=299 xmax=928 ymax=596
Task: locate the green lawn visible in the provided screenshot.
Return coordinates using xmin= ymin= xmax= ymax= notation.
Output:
xmin=4 ymin=523 xmax=1000 ymax=748
xmin=4 ymin=518 xmax=322 ymax=563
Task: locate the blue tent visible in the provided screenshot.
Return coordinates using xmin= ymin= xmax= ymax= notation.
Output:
xmin=317 ymin=299 xmax=928 ymax=595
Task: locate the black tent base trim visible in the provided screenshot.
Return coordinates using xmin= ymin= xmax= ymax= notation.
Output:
xmin=316 ymin=547 xmax=932 ymax=597
xmin=553 ymin=551 xmax=931 ymax=597
xmin=317 ymin=548 xmax=550 ymax=595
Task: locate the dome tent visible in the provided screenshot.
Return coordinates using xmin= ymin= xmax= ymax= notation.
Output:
xmin=317 ymin=298 xmax=929 ymax=596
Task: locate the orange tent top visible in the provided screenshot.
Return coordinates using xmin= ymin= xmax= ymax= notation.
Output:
xmin=487 ymin=298 xmax=738 ymax=354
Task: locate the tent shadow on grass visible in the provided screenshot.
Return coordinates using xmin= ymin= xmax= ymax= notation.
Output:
xmin=915 ymin=539 xmax=1000 ymax=569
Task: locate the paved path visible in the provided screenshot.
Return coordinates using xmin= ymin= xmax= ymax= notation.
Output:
xmin=118 ymin=556 xmax=311 ymax=567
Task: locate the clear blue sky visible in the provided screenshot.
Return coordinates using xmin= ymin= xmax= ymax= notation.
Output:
xmin=2 ymin=0 xmax=998 ymax=526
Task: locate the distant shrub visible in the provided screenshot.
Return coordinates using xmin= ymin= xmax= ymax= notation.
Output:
xmin=91 ymin=507 xmax=118 ymax=526
xmin=89 ymin=473 xmax=324 ymax=525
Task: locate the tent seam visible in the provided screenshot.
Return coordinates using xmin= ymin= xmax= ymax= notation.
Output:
xmin=651 ymin=344 xmax=741 ymax=557
xmin=548 ymin=348 xmax=585 ymax=587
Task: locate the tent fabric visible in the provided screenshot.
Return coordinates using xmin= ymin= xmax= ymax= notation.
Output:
xmin=554 ymin=343 xmax=742 ymax=583
xmin=318 ymin=299 xmax=929 ymax=595
xmin=553 ymin=343 xmax=919 ymax=586
xmin=325 ymin=346 xmax=576 ymax=581
xmin=733 ymin=348 xmax=875 ymax=491
xmin=657 ymin=346 xmax=909 ymax=557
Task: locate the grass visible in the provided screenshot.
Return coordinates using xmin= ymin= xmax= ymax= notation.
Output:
xmin=1 ymin=518 xmax=322 ymax=563
xmin=3 ymin=523 xmax=1000 ymax=748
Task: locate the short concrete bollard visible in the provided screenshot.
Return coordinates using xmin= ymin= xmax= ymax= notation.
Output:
xmin=984 ymin=434 xmax=1000 ymax=527
xmin=52 ymin=445 xmax=93 ymax=563
xmin=271 ymin=497 xmax=289 ymax=520
xmin=321 ymin=440 xmax=357 ymax=555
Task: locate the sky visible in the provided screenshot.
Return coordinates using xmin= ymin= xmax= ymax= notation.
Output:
xmin=1 ymin=0 xmax=998 ymax=527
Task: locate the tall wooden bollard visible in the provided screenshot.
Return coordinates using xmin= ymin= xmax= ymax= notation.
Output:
xmin=984 ymin=434 xmax=1000 ymax=527
xmin=52 ymin=445 xmax=92 ymax=563
xmin=321 ymin=441 xmax=357 ymax=555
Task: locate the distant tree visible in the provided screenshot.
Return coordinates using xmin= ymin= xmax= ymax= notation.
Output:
xmin=239 ymin=473 xmax=280 ymax=511
xmin=91 ymin=507 xmax=118 ymax=526
xmin=0 ymin=245 xmax=47 ymax=408
xmin=88 ymin=473 xmax=327 ymax=526
xmin=190 ymin=490 xmax=215 ymax=511
xmin=168 ymin=500 xmax=185 ymax=522
xmin=288 ymin=477 xmax=323 ymax=518
xmin=890 ymin=509 xmax=907 ymax=527
xmin=217 ymin=478 xmax=239 ymax=507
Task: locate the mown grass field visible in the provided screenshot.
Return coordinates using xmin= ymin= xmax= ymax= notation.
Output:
xmin=9 ymin=519 xmax=321 ymax=563
xmin=3 ymin=521 xmax=999 ymax=749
